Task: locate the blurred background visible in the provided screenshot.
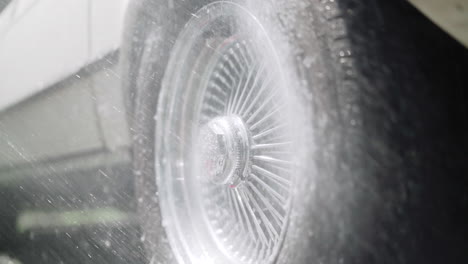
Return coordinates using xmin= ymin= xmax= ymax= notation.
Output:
xmin=0 ymin=1 xmax=145 ymax=263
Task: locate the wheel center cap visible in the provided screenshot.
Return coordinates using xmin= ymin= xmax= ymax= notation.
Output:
xmin=199 ymin=116 xmax=250 ymax=187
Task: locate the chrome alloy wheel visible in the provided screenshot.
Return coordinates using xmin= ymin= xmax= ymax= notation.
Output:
xmin=156 ymin=3 xmax=302 ymax=264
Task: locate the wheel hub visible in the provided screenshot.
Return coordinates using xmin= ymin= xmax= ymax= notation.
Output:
xmin=199 ymin=116 xmax=251 ymax=187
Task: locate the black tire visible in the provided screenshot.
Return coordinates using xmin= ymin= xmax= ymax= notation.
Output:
xmin=122 ymin=0 xmax=468 ymax=263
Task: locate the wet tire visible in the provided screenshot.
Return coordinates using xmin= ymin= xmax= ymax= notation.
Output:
xmin=122 ymin=0 xmax=468 ymax=263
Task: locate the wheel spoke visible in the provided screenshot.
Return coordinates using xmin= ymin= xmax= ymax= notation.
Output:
xmin=250 ymin=173 xmax=287 ymax=205
xmin=249 ymin=102 xmax=286 ymax=131
xmin=232 ymin=61 xmax=258 ymax=114
xmin=240 ymin=70 xmax=276 ymax=119
xmin=252 ymin=164 xmax=291 ymax=189
xmin=246 ymin=86 xmax=280 ymax=124
xmin=246 ymin=182 xmax=285 ymax=227
xmin=253 ymin=155 xmax=293 ymax=168
xmin=239 ymin=188 xmax=269 ymax=246
xmin=252 ymin=123 xmax=287 ymax=141
xmin=227 ymin=70 xmax=246 ymax=114
xmin=252 ymin=141 xmax=293 ymax=150
xmin=234 ymin=188 xmax=257 ymax=243
xmin=230 ymin=189 xmax=247 ymax=235
xmin=237 ymin=62 xmax=266 ymax=115
xmin=244 ymin=187 xmax=280 ymax=240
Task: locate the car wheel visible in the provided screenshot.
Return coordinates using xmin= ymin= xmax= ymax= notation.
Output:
xmin=122 ymin=0 xmax=467 ymax=263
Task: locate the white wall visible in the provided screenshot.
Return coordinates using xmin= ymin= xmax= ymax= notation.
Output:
xmin=0 ymin=0 xmax=130 ymax=111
